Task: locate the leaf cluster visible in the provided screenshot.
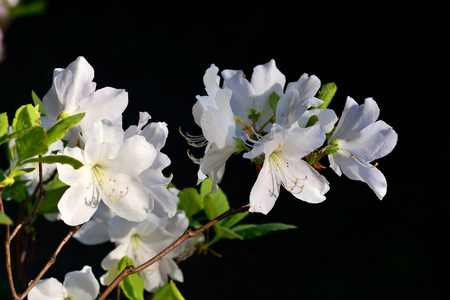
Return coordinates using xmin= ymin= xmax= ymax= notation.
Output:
xmin=177 ymin=178 xmax=296 ymax=254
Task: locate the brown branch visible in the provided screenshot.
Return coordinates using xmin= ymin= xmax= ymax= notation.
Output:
xmin=18 ymin=224 xmax=82 ymax=300
xmin=97 ymin=204 xmax=250 ymax=300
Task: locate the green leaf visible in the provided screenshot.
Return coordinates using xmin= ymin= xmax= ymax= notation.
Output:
xmin=204 ymin=194 xmax=219 ymax=222
xmin=118 ymin=256 xmax=145 ymax=300
xmin=177 ymin=187 xmax=203 ymax=221
xmin=9 ymin=0 xmax=46 ymax=20
xmin=200 ymin=179 xmax=229 ymax=216
xmin=0 ymin=212 xmax=13 ymax=225
xmin=12 ymin=104 xmax=40 ymax=132
xmin=232 ymin=223 xmax=297 ymax=239
xmin=22 ymin=155 xmax=83 ymax=170
xmin=0 ymin=112 xmax=8 ymax=138
xmin=31 ymin=90 xmax=46 ymax=117
xmin=314 ymin=82 xmax=337 ymax=109
xmin=153 ymin=280 xmax=186 ymax=300
xmin=16 ymin=126 xmax=48 ymax=163
xmin=46 ymin=113 xmax=85 ymax=145
xmin=269 ymin=91 xmax=281 ymax=113
xmin=221 ymin=211 xmax=249 ymax=229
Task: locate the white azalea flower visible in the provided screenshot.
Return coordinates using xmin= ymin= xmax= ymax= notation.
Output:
xmin=125 ymin=111 xmax=179 ymax=218
xmin=244 ymin=123 xmax=329 ymax=214
xmin=41 ymin=56 xmax=128 ymax=142
xmin=100 ymin=211 xmax=189 ymax=293
xmin=275 ymin=73 xmax=324 ymax=129
xmin=222 ymin=59 xmax=285 ymax=131
xmin=57 ymin=120 xmax=156 ymax=226
xmin=28 ymin=266 xmax=99 ymax=300
xmin=328 ymin=96 xmax=398 ymax=199
xmin=188 ymin=65 xmax=239 ymax=193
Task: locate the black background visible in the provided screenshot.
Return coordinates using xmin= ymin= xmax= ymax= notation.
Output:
xmin=0 ymin=1 xmax=448 ymax=299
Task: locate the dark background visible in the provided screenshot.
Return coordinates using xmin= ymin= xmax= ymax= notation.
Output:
xmin=1 ymin=1 xmax=448 ymax=299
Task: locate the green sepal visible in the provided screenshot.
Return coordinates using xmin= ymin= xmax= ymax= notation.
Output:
xmin=231 ymin=223 xmax=297 ymax=239
xmin=314 ymin=82 xmax=337 ymax=109
xmin=47 ymin=112 xmax=85 ymax=145
xmin=31 ymin=90 xmax=46 ymax=117
xmin=153 ymin=280 xmax=186 ymax=300
xmin=23 ymin=155 xmax=84 ymax=170
xmin=0 ymin=212 xmax=13 ymax=225
xmin=118 ymin=256 xmax=145 ymax=300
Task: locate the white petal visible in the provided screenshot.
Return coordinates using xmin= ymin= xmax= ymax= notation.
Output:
xmin=73 ymin=203 xmax=114 ymax=245
xmin=140 ymin=121 xmax=168 ymax=151
xmin=58 ymin=177 xmax=99 ymax=226
xmin=57 ymin=146 xmax=88 ymax=185
xmin=102 ymin=175 xmax=151 ymax=222
xmin=285 ymin=73 xmax=321 ymax=102
xmin=251 ymin=59 xmax=285 ymax=99
xmin=331 ymin=97 xmax=380 ymax=140
xmin=76 ymin=87 xmax=128 ymax=131
xmin=341 ymin=120 xmax=398 ymax=162
xmin=104 ymin=135 xmax=156 ymax=178
xmin=28 ymin=278 xmax=64 ymax=300
xmin=334 ymin=152 xmax=387 ymax=199
xmin=249 ymin=158 xmax=280 ymax=214
xmin=54 ymin=56 xmax=96 ymax=113
xmin=63 ymin=266 xmax=99 ymax=300
xmin=203 ymin=64 xmax=221 ymax=97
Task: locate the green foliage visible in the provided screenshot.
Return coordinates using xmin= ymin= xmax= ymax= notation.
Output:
xmin=31 ymin=91 xmax=46 ymax=117
xmin=46 ymin=113 xmax=85 ymax=145
xmin=118 ymin=256 xmax=145 ymax=300
xmin=152 ymin=280 xmax=186 ymax=300
xmin=232 ymin=223 xmax=297 ymax=239
xmin=177 ymin=178 xmax=296 ymax=251
xmin=269 ymin=91 xmax=281 ymax=113
xmin=0 ymin=212 xmax=13 ymax=225
xmin=15 ymin=126 xmax=48 ymax=163
xmin=23 ymin=155 xmax=84 ymax=170
xmin=0 ymin=112 xmax=8 ymax=138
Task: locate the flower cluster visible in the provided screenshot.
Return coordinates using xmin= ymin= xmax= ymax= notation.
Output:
xmin=41 ymin=56 xmax=178 ymax=226
xmin=184 ymin=60 xmax=398 ymax=214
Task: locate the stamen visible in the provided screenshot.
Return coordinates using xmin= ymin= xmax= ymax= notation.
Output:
xmin=186 ymin=149 xmax=202 ymax=164
xmin=179 ymin=127 xmax=208 ymax=147
xmin=92 ymin=166 xmax=130 ymax=201
xmin=341 ymin=149 xmax=378 ymax=168
xmin=268 ymin=152 xmax=307 ymax=195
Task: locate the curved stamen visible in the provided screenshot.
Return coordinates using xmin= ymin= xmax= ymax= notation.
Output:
xmin=268 ymin=153 xmax=307 ymax=195
xmin=179 ymin=126 xmax=208 ymax=147
xmin=186 ymin=149 xmax=202 ymax=164
xmin=340 ymin=149 xmax=378 ymax=168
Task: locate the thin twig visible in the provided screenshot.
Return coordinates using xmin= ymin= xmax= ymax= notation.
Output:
xmin=1 ymin=186 xmax=19 ymax=299
xmin=18 ymin=224 xmax=82 ymax=300
xmin=97 ymin=204 xmax=250 ymax=300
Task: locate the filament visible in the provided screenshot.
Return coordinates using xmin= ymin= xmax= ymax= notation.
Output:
xmin=179 ymin=126 xmax=208 ymax=147
xmin=340 ymin=149 xmax=378 ymax=168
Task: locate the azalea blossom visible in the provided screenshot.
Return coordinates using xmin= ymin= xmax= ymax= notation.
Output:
xmin=57 ymin=120 xmax=156 ymax=226
xmin=244 ymin=123 xmax=329 ymax=214
xmin=41 ymin=56 xmax=128 ymax=143
xmin=100 ymin=211 xmax=189 ymax=293
xmin=327 ymin=96 xmax=397 ymax=199
xmin=28 ymin=266 xmax=99 ymax=300
xmin=125 ymin=112 xmax=179 ymax=217
xmin=275 ymin=73 xmax=324 ymax=129
xmin=189 ymin=65 xmax=239 ymax=193
xmin=221 ymin=59 xmax=285 ymax=132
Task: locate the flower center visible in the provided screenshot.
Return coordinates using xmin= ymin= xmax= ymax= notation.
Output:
xmin=92 ymin=166 xmax=129 ymax=201
xmin=268 ymin=149 xmax=306 ymax=194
